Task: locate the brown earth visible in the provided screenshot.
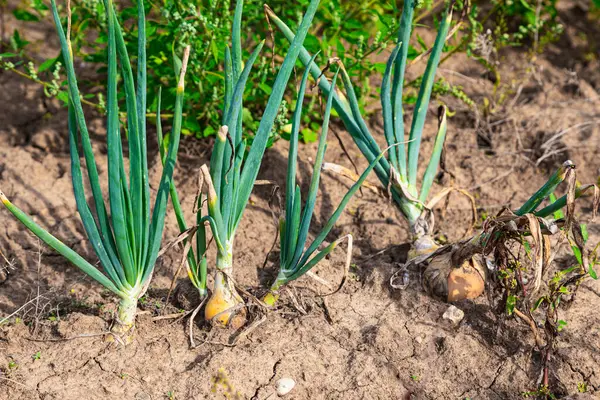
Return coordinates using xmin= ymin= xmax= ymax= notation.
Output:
xmin=1 ymin=1 xmax=600 ymax=399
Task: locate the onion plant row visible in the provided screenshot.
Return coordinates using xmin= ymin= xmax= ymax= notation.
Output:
xmin=0 ymin=0 xmax=595 ymax=343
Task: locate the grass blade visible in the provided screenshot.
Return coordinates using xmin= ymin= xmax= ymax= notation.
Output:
xmin=112 ymin=5 xmax=143 ymax=266
xmin=209 ymin=125 xmax=229 ymax=201
xmin=548 ymin=193 xmax=565 ymax=220
xmin=210 ymin=47 xmax=232 ymax=201
xmin=381 ymin=45 xmax=400 ymax=172
xmin=224 ymin=42 xmax=265 ymax=127
xmin=299 ymin=145 xmax=393 ymax=268
xmin=228 ymin=140 xmax=246 ymax=235
xmin=222 ymin=47 xmax=233 ymax=125
xmin=136 ymin=0 xmax=151 ymax=272
xmin=119 ymin=149 xmax=137 ymax=275
xmin=337 ymin=64 xmax=385 ymax=168
xmin=229 ymin=0 xmax=245 ymax=204
xmin=534 ymin=184 xmax=593 ymax=218
xmin=286 ymin=240 xmax=337 ymax=283
xmin=195 ymin=192 xmax=208 ymax=294
xmin=50 ymin=0 xmax=118 ymax=263
xmin=106 ymin=0 xmax=136 ymax=284
xmin=156 ymin=88 xmax=198 ymax=282
xmin=289 ymin=70 xmax=339 ymax=269
xmin=232 ymin=0 xmax=243 ymax=83
xmin=200 ymin=165 xmax=227 ymax=251
xmin=68 ymin=101 xmax=128 ymax=290
xmin=282 ymin=56 xmax=317 ymax=267
xmin=220 ymin=48 xmax=236 ymax=230
xmin=284 ymin=185 xmax=302 ymax=269
xmin=279 ymin=217 xmax=287 ymax=268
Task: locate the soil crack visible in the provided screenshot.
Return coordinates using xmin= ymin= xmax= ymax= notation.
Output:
xmin=403 ymin=320 xmax=417 ymax=361
xmin=250 ymin=358 xmax=282 ymax=400
xmin=564 ymin=357 xmax=595 ymax=389
xmin=487 ymin=360 xmax=506 ymax=390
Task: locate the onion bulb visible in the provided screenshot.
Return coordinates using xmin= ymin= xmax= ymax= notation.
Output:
xmin=205 ymin=270 xmax=246 ymax=329
xmin=423 ymin=251 xmax=485 ymax=302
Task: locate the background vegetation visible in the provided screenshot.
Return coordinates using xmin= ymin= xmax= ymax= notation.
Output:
xmin=3 ymin=0 xmax=596 ymax=145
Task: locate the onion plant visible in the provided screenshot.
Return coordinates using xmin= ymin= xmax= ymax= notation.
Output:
xmin=267 ymin=1 xmax=589 ymax=302
xmin=158 ymin=0 xmax=322 ymax=328
xmin=0 ymin=0 xmax=189 ymax=341
xmin=263 ymin=65 xmax=387 ymax=306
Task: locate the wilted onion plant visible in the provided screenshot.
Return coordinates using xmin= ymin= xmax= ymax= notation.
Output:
xmin=158 ymin=0 xmax=322 ymax=328
xmin=0 ymin=0 xmax=189 ymax=341
xmin=267 ymin=1 xmax=589 ymax=302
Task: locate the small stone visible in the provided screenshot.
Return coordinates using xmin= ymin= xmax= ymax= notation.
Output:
xmin=442 ymin=305 xmax=464 ymax=325
xmin=276 ymin=377 xmax=295 ymax=396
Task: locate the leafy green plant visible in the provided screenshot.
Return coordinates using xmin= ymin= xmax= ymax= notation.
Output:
xmin=593 ymin=0 xmax=600 ymax=15
xmin=7 ymin=359 xmax=18 ymax=372
xmin=262 ymin=63 xmax=386 ymax=306
xmin=2 ymin=0 xmax=572 ymax=148
xmin=463 ymin=0 xmax=564 ymax=57
xmin=0 ymin=0 xmax=189 ymax=342
xmin=457 ymin=0 xmax=564 ymax=110
xmin=2 ymin=0 xmax=388 ymax=140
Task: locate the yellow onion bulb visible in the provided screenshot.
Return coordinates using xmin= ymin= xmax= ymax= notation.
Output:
xmin=205 ymin=271 xmax=246 ymax=329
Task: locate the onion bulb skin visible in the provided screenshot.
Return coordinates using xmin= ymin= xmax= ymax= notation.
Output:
xmin=423 ymin=251 xmax=486 ymax=302
xmin=409 ymin=235 xmax=486 ymax=302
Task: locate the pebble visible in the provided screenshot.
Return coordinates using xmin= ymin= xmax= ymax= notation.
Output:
xmin=276 ymin=377 xmax=295 ymax=396
xmin=442 ymin=305 xmax=464 ymax=325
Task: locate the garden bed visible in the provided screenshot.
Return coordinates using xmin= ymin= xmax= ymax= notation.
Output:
xmin=1 ymin=1 xmax=600 ymax=399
